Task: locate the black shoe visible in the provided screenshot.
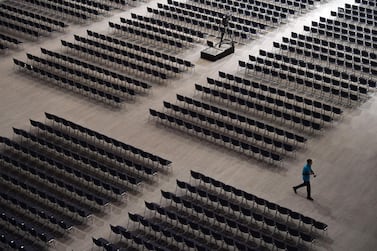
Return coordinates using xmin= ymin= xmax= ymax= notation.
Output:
xmin=307 ymin=197 xmax=314 ymax=201
xmin=293 ymin=187 xmax=297 ymax=194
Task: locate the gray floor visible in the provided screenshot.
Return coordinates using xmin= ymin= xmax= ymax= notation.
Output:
xmin=1 ymin=0 xmax=377 ymax=250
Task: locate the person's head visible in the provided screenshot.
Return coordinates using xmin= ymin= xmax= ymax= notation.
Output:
xmin=307 ymin=159 xmax=313 ymax=166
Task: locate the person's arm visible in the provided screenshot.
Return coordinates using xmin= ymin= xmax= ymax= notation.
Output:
xmin=311 ymin=169 xmax=316 ymax=177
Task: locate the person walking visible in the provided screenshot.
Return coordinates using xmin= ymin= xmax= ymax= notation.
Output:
xmin=293 ymin=159 xmax=316 ymax=200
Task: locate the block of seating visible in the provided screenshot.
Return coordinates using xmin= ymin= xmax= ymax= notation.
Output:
xmin=208 ymin=76 xmax=334 ymax=124
xmin=44 ymin=112 xmax=172 ymax=168
xmin=0 ymin=2 xmax=67 ymax=30
xmin=194 ymin=83 xmax=323 ymax=131
xmin=0 ymin=170 xmax=75 ymax=230
xmin=61 ymin=39 xmax=169 ymax=81
xmin=304 ymin=22 xmax=377 ymax=49
xmin=12 ymin=125 xmax=143 ymax=189
xmin=243 ymin=57 xmax=366 ymax=104
xmin=109 ymin=21 xmax=184 ymax=50
xmin=120 ymin=17 xmax=195 ymax=45
xmin=166 ymin=0 xmax=263 ymax=32
xmin=26 ymin=52 xmax=137 ymax=97
xmin=1 ymin=149 xmax=112 ymax=207
xmin=150 ymin=108 xmax=283 ymax=163
xmin=279 ymin=35 xmax=375 ymax=77
xmin=154 ymin=3 xmax=253 ymax=40
xmin=99 ymin=179 xmax=324 ymax=251
xmin=187 ymin=0 xmax=278 ymax=27
xmin=73 ymin=34 xmax=181 ymax=77
xmin=148 ymin=5 xmax=252 ymax=42
xmin=86 ymin=30 xmax=194 ymax=70
xmin=162 ymin=187 xmax=313 ymax=250
xmin=216 ymin=72 xmax=343 ymax=118
xmin=162 ymin=99 xmax=298 ymax=154
xmin=29 ymin=119 xmax=158 ymax=177
xmin=0 ymin=137 xmax=114 ymax=215
xmin=130 ymin=12 xmax=204 ymax=39
xmin=240 ymin=59 xmax=361 ymax=105
xmin=0 ymin=229 xmax=40 ymax=251
xmin=0 ymin=10 xmax=54 ymax=33
xmin=277 ymin=34 xmax=377 ymax=79
xmin=0 ymin=32 xmax=22 ymax=46
xmin=0 ymin=19 xmax=39 ymax=38
xmin=13 ymin=58 xmax=122 ymax=106
xmin=40 ymin=47 xmax=151 ymax=92
xmin=189 ymin=170 xmax=328 ymax=234
xmin=0 ymin=135 xmax=126 ymax=198
xmin=0 ymin=209 xmax=54 ymax=245
xmin=250 ymin=52 xmax=373 ymax=95
xmin=176 ymin=94 xmax=308 ymax=145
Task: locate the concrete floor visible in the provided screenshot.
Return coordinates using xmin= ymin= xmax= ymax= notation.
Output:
xmin=1 ymin=0 xmax=377 ymax=250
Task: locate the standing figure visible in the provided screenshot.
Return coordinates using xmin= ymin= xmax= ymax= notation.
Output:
xmin=293 ymin=159 xmax=316 ymax=201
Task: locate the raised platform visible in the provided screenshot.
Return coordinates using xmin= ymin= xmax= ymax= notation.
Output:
xmin=200 ymin=43 xmax=235 ymax=61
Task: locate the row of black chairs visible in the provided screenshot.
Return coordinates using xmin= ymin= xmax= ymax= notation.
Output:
xmin=44 ymin=112 xmax=172 ymax=168
xmin=120 ymin=17 xmax=195 ymax=45
xmin=0 ymin=152 xmax=93 ymax=218
xmin=61 ymin=39 xmax=168 ymax=81
xmin=165 ymin=0 xmax=265 ymax=31
xmin=240 ymin=60 xmax=362 ymax=104
xmin=86 ymin=30 xmax=194 ymax=69
xmin=0 ymin=2 xmax=67 ymax=29
xmin=0 ymin=209 xmax=54 ymax=245
xmin=26 ymin=53 xmax=136 ymax=99
xmin=12 ymin=127 xmax=143 ymax=188
xmin=162 ymin=100 xmax=297 ymax=154
xmin=303 ymin=24 xmax=377 ymax=49
xmin=109 ymin=224 xmax=172 ymax=251
xmin=0 ymin=135 xmax=127 ymax=199
xmin=0 ymin=10 xmax=54 ymax=33
xmin=0 ymin=228 xmax=39 ymax=251
xmin=278 ymin=36 xmax=377 ymax=77
xmin=331 ymin=9 xmax=377 ymax=27
xmin=37 ymin=0 xmax=100 ymax=16
xmin=249 ymin=53 xmax=374 ymax=92
xmin=146 ymin=7 xmax=250 ymax=41
xmin=1 ymin=149 xmax=112 ymax=207
xmin=343 ymin=2 xmax=377 ymax=19
xmin=13 ymin=58 xmax=123 ymax=106
xmin=176 ymin=94 xmax=307 ymax=144
xmin=155 ymin=3 xmax=259 ymax=37
xmin=171 ymin=181 xmax=315 ymax=245
xmin=190 ymin=170 xmax=328 ymax=233
xmin=206 ymin=77 xmax=334 ymax=124
xmin=150 ymin=108 xmax=283 ymax=163
xmin=0 ymin=32 xmax=22 ymax=46
xmin=189 ymin=0 xmax=287 ymax=23
xmin=131 ymin=12 xmax=204 ymax=39
xmin=73 ymin=34 xmax=181 ymax=76
xmin=195 ymin=83 xmax=323 ymax=131
xmin=311 ymin=19 xmax=377 ymax=44
xmin=109 ymin=21 xmax=184 ymax=50
xmin=41 ymin=47 xmax=151 ymax=92
xmin=354 ymin=0 xmax=377 ymax=8
xmin=66 ymin=0 xmax=112 ymax=11
xmin=29 ymin=119 xmax=158 ymax=177
xmin=24 ymin=0 xmax=89 ymax=21
xmin=315 ymin=16 xmax=377 ymax=35
xmin=217 ymin=72 xmax=343 ymax=116
xmin=290 ymin=31 xmax=377 ymax=60
xmin=188 ymin=0 xmax=280 ymax=26
xmin=0 ymin=19 xmax=39 ymax=38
